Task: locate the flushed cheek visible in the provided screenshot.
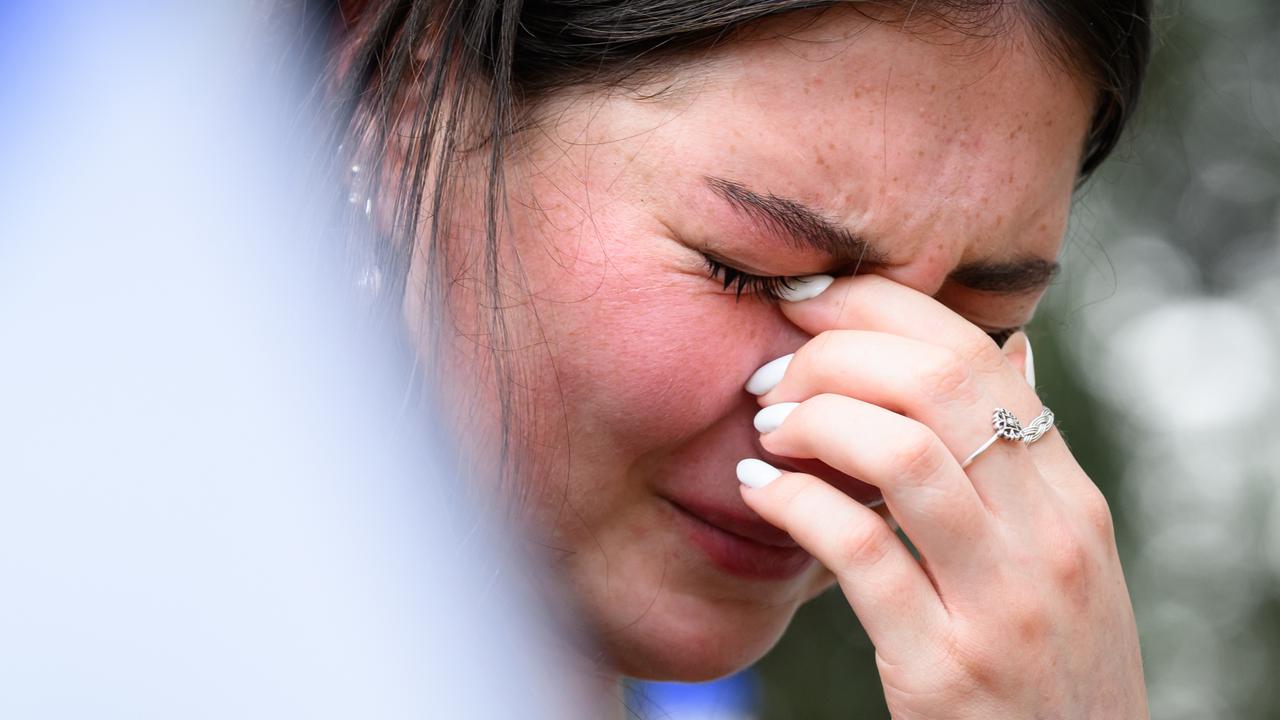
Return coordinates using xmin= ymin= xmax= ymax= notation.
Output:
xmin=544 ymin=281 xmax=771 ymax=455
xmin=504 ymin=182 xmax=776 ymax=467
xmin=590 ymin=310 xmax=758 ymax=440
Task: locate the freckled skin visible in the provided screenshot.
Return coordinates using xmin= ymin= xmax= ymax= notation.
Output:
xmin=406 ymin=8 xmax=1094 ymax=682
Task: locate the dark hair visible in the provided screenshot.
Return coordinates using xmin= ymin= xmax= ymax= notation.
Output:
xmin=312 ymin=0 xmax=1150 ymax=494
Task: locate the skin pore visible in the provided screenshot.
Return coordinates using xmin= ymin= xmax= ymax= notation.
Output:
xmin=406 ymin=6 xmax=1094 ymax=686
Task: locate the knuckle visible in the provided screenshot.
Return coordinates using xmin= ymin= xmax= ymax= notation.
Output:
xmin=887 ymin=423 xmax=948 ymax=486
xmin=1079 ymin=487 xmax=1117 ymax=540
xmin=944 ymin=600 xmax=1049 ymax=690
xmin=919 ymin=349 xmax=981 ymax=405
xmin=1046 ymin=529 xmax=1093 ymax=592
xmin=956 ymin=327 xmax=1009 ymax=375
xmin=1009 ymin=601 xmax=1052 ymax=646
xmin=832 ymin=518 xmax=896 ymax=571
xmin=939 ymin=631 xmax=1005 ymax=694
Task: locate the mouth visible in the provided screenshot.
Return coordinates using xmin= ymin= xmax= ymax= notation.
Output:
xmin=665 ymin=497 xmax=814 ymax=581
xmin=656 ymin=423 xmax=884 ymax=582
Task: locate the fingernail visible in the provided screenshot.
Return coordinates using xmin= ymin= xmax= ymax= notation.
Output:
xmin=753 ymin=402 xmax=799 ymax=433
xmin=744 ymin=353 xmax=793 ymax=395
xmin=776 ymin=274 xmax=834 ymax=302
xmin=736 ymin=458 xmax=781 ymax=488
xmin=1024 ymin=334 xmax=1036 ymax=388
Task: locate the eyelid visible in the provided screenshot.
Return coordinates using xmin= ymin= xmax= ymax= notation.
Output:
xmin=698 ymin=249 xmax=779 ymax=278
xmin=699 ymin=253 xmax=799 ymax=302
xmin=700 ymin=252 xmax=1027 ymax=343
xmin=699 ymin=245 xmax=856 ymax=277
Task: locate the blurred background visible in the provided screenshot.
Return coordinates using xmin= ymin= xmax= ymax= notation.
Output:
xmin=733 ymin=2 xmax=1280 ymax=718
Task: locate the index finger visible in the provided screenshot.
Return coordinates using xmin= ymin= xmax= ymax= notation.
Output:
xmin=781 ymin=274 xmax=1024 ymax=377
xmin=738 ymin=465 xmax=948 ymax=663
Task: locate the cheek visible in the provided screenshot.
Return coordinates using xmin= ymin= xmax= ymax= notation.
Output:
xmin=550 ymin=282 xmax=770 ymax=452
xmin=507 ymin=163 xmax=781 ymax=459
xmin=512 ymin=227 xmax=772 ymax=455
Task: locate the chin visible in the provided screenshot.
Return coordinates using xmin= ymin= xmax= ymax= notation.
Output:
xmin=583 ymin=566 xmax=834 ymax=682
xmin=540 ymin=481 xmax=839 ymax=681
xmin=599 ymin=600 xmax=795 ymax=681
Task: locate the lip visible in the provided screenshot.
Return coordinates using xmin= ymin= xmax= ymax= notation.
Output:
xmin=666 ymin=497 xmax=814 ymax=581
xmin=674 ymin=497 xmax=799 ymax=547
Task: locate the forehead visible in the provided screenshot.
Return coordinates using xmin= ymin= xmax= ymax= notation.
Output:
xmin=641 ymin=8 xmax=1095 ymax=270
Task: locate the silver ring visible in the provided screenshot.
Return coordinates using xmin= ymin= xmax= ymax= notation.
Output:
xmin=961 ymin=406 xmax=1055 ymax=469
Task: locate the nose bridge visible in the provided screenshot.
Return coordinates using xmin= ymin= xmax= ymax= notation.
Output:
xmin=858 ymin=178 xmax=993 ymax=299
xmin=876 ymin=263 xmax=950 ymax=298
xmin=873 ymin=231 xmax=968 ymax=297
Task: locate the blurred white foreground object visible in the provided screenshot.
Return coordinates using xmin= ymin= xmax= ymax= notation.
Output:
xmin=0 ymin=3 xmax=586 ymax=718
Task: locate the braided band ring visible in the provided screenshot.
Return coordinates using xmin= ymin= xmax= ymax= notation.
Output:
xmin=960 ymin=406 xmax=1055 ymax=469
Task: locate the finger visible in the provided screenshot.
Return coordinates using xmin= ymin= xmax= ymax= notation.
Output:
xmin=1001 ymin=330 xmax=1034 ymax=388
xmin=778 ymin=275 xmax=1077 ymax=475
xmin=756 ymin=393 xmax=998 ymax=580
xmin=755 ymin=330 xmax=1048 ymax=513
xmin=737 ymin=463 xmax=948 ymax=661
xmin=996 ymin=331 xmax=1090 ymax=497
xmin=780 ymin=274 xmax=1037 ymax=400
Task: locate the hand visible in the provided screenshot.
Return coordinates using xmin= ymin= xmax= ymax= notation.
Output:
xmin=737 ymin=274 xmax=1147 ymax=719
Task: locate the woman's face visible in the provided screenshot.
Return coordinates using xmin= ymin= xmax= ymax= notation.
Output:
xmin=413 ymin=9 xmax=1093 ymax=680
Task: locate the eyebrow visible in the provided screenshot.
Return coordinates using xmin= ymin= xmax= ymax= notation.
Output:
xmin=703 ymin=174 xmax=1060 ymax=295
xmin=947 ymin=258 xmax=1060 ymax=294
xmin=704 ymin=175 xmax=888 ymax=267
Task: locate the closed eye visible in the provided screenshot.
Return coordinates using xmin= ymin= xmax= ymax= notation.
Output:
xmin=702 ymin=252 xmax=1022 ymax=346
xmin=701 ymin=254 xmax=801 ymax=302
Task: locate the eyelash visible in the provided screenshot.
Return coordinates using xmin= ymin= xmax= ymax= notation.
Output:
xmin=701 ymin=254 xmax=1021 ymax=347
xmin=702 ymin=254 xmax=799 ymax=302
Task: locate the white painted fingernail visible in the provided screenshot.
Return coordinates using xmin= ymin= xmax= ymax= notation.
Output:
xmin=737 ymin=458 xmax=782 ymax=488
xmin=776 ymin=274 xmax=834 ymax=302
xmin=745 ymin=353 xmax=793 ymax=395
xmin=1024 ymin=335 xmax=1036 ymax=388
xmin=753 ymin=402 xmax=799 ymax=433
